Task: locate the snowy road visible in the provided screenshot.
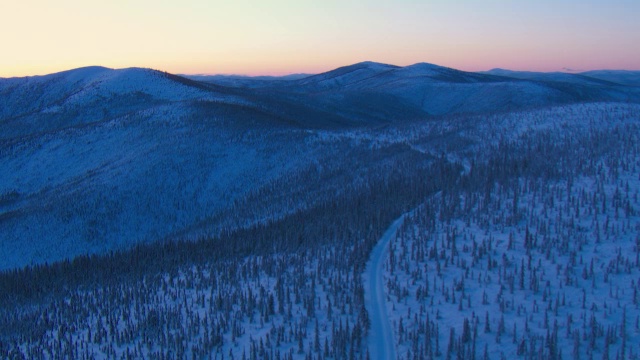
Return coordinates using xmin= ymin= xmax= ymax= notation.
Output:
xmin=365 ymin=215 xmax=405 ymax=360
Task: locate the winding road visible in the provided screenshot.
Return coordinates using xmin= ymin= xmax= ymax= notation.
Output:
xmin=365 ymin=215 xmax=405 ymax=360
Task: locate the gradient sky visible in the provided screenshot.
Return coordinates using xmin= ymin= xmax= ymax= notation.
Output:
xmin=2 ymin=0 xmax=639 ymax=77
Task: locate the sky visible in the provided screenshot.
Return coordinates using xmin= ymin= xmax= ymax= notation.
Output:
xmin=1 ymin=0 xmax=639 ymax=77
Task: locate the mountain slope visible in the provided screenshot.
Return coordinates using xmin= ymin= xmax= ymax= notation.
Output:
xmin=482 ymin=68 xmax=620 ymax=85
xmin=0 ymin=66 xmax=242 ymax=140
xmin=2 ymin=102 xmax=640 ymax=360
xmin=283 ymin=62 xmax=640 ymax=116
xmin=294 ymin=61 xmax=400 ymax=90
xmin=579 ymin=69 xmax=640 ymax=86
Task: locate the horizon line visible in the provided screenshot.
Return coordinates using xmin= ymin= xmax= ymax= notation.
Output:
xmin=2 ymin=61 xmax=640 ymax=79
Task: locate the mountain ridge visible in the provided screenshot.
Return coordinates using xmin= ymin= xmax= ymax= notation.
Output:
xmin=3 ymin=61 xmax=640 ymax=270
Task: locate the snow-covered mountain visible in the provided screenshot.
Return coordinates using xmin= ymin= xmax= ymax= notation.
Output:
xmin=2 ymin=62 xmax=640 ymax=270
xmin=579 ymin=70 xmax=640 ymax=87
xmin=284 ymin=61 xmax=640 ymax=117
xmin=0 ymin=66 xmax=245 ymax=140
xmin=484 ymin=68 xmax=640 ymax=87
xmin=482 ymin=68 xmax=617 ymax=85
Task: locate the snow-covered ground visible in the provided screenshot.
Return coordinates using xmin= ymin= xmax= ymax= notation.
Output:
xmin=379 ymin=105 xmax=640 ymax=359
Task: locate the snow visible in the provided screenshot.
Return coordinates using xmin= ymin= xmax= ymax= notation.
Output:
xmin=0 ymin=108 xmax=329 ymax=269
xmin=2 ymin=63 xmax=640 ymax=358
xmin=375 ymin=104 xmax=640 ymax=359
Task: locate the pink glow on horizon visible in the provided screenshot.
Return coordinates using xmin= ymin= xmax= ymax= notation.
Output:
xmin=1 ymin=1 xmax=639 ymax=78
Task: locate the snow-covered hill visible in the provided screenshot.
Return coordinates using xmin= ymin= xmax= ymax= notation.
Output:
xmin=285 ymin=62 xmax=640 ymax=117
xmin=0 ymin=66 xmax=242 ymax=140
xmin=379 ymin=103 xmax=640 ymax=359
xmin=2 ymin=102 xmax=640 ymax=359
xmin=580 ymin=70 xmax=640 ymax=87
xmin=2 ymin=63 xmax=640 ymax=271
xmin=483 ymin=68 xmax=620 ymax=85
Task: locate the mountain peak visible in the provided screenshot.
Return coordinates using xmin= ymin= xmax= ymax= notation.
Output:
xmin=398 ymin=62 xmax=452 ymax=76
xmin=406 ymin=62 xmax=448 ymax=69
xmin=295 ymin=61 xmax=399 ymax=88
xmin=351 ymin=60 xmax=398 ymax=68
xmin=335 ymin=61 xmax=400 ymax=73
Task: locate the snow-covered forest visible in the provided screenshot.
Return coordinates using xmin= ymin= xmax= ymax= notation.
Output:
xmin=384 ymin=104 xmax=640 ymax=360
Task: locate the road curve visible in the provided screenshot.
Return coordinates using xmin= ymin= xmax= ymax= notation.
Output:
xmin=365 ymin=215 xmax=405 ymax=360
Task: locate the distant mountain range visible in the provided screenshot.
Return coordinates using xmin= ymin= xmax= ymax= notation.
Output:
xmin=190 ymin=61 xmax=640 ymax=116
xmin=3 ymin=62 xmax=639 ymax=138
xmin=483 ymin=68 xmax=640 ymax=86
